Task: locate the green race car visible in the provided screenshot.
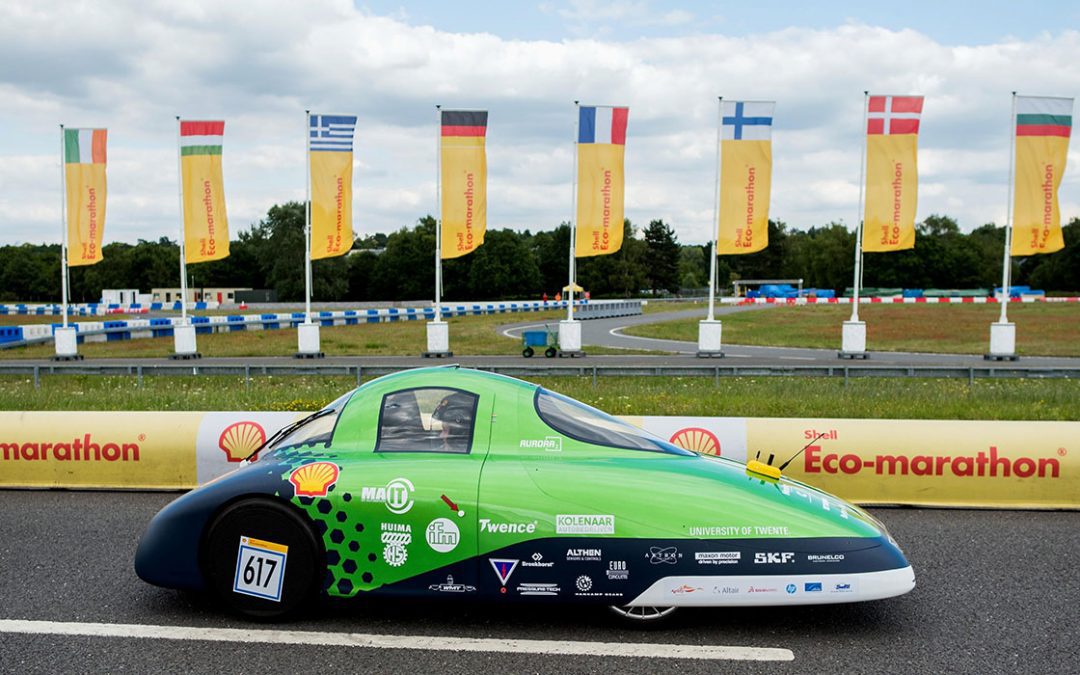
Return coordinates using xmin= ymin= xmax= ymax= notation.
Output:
xmin=135 ymin=366 xmax=914 ymax=622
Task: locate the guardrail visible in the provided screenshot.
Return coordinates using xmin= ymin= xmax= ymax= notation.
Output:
xmin=0 ymin=300 xmax=643 ymax=350
xmin=3 ymin=362 xmax=1078 ymax=387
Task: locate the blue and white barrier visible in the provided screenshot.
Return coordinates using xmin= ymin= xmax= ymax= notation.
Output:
xmin=0 ymin=300 xmax=642 ymax=349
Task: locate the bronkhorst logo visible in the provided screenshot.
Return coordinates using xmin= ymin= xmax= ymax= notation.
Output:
xmin=1 ymin=434 xmax=141 ymax=463
xmin=804 ymin=445 xmax=1062 ymax=479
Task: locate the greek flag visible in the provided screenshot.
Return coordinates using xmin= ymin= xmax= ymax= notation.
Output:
xmin=310 ymin=114 xmax=357 ymax=152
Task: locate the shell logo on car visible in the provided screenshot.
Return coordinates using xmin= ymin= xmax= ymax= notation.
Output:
xmin=669 ymin=427 xmax=721 ymax=456
xmin=289 ymin=461 xmax=340 ymax=497
xmin=218 ymin=421 xmax=266 ymax=462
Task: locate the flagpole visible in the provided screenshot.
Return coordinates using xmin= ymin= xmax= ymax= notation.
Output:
xmin=59 ymin=125 xmax=69 ymax=329
xmin=707 ymin=98 xmax=722 ymax=321
xmin=304 ymin=109 xmax=312 ymax=324
xmin=568 ymin=101 xmax=580 ymax=322
xmin=850 ymin=91 xmax=869 ymax=322
xmin=999 ymin=92 xmax=1018 ymax=324
xmin=176 ymin=116 xmax=188 ymax=324
xmin=435 ymin=104 xmax=443 ymax=323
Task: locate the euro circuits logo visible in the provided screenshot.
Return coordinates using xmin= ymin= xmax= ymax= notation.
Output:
xmin=805 ymin=445 xmax=1062 ymax=479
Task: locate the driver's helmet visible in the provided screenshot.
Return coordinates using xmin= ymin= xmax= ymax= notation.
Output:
xmin=432 ymin=392 xmax=474 ymax=433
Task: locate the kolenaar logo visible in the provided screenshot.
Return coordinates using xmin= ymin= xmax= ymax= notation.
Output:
xmin=361 ymin=477 xmax=414 ymax=514
xmin=217 ymin=421 xmax=266 ymax=462
xmin=556 ymin=514 xmax=615 ymax=535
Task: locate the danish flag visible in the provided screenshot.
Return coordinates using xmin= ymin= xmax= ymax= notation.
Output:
xmin=867 ymin=95 xmax=924 ymax=135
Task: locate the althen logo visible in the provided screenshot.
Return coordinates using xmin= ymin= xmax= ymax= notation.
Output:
xmin=1 ymin=434 xmax=140 ymax=463
xmin=805 ymin=445 xmax=1061 ymax=479
xmin=218 ymin=421 xmax=266 ymax=462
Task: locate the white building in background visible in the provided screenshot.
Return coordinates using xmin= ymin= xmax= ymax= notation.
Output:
xmin=150 ymin=287 xmax=251 ymax=304
xmin=101 ymin=289 xmax=152 ymax=305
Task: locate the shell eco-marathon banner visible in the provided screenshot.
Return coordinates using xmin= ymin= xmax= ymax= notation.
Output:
xmin=0 ymin=412 xmax=1075 ymax=509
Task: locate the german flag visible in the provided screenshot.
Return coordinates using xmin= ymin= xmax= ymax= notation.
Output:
xmin=440 ymin=110 xmax=488 ymax=259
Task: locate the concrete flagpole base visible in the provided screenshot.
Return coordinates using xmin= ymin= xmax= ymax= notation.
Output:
xmin=696 ymin=319 xmax=724 ymax=358
xmin=171 ymin=323 xmax=201 ymax=360
xmin=557 ymin=319 xmax=585 ymax=357
xmin=422 ymin=320 xmax=452 ymax=358
xmin=985 ymin=321 xmax=1018 ymax=361
xmin=295 ymin=322 xmax=324 ymax=359
xmin=52 ymin=326 xmax=82 ymax=361
xmin=839 ymin=320 xmax=868 ymax=359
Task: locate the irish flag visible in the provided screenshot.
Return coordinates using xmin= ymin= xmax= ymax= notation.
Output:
xmin=64 ymin=128 xmax=107 ymax=266
xmin=180 ymin=120 xmax=230 ymax=264
xmin=1012 ymin=96 xmax=1073 ymax=256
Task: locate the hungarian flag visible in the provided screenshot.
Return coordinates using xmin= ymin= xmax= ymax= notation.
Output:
xmin=1011 ymin=96 xmax=1073 ymax=256
xmin=63 ymin=128 xmax=107 ymax=266
xmin=180 ymin=120 xmax=230 ymax=264
xmin=718 ymin=101 xmax=774 ymax=255
xmin=309 ymin=114 xmax=357 ymax=260
xmin=440 ymin=110 xmax=487 ymax=259
xmin=576 ymin=105 xmax=628 ymax=257
xmin=863 ymin=95 xmax=923 ymax=252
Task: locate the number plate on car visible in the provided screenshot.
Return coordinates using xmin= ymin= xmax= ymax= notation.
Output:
xmin=233 ymin=536 xmax=289 ymax=601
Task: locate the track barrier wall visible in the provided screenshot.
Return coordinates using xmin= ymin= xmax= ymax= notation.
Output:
xmin=0 ymin=411 xmax=1075 ymax=509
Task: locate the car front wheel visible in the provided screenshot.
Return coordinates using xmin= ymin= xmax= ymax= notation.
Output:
xmin=202 ymin=498 xmax=323 ymax=620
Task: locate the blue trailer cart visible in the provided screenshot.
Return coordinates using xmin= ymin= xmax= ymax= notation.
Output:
xmin=522 ymin=325 xmax=559 ymax=358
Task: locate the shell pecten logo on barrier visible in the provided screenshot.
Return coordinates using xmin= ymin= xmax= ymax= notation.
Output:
xmin=218 ymin=421 xmax=266 ymax=462
xmin=669 ymin=427 xmax=721 ymax=455
xmin=0 ymin=411 xmax=201 ymax=489
xmin=747 ymin=418 xmax=1077 ymax=509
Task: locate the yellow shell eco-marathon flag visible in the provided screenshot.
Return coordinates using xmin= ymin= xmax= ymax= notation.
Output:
xmin=863 ymin=95 xmax=924 ymax=252
xmin=180 ymin=120 xmax=230 ymax=263
xmin=64 ymin=128 xmax=107 ymax=266
xmin=309 ymin=114 xmax=357 ymax=259
xmin=440 ymin=110 xmax=488 ymax=259
xmin=718 ymin=101 xmax=774 ymax=254
xmin=1012 ymin=96 xmax=1073 ymax=256
xmin=576 ymin=106 xmax=628 ymax=257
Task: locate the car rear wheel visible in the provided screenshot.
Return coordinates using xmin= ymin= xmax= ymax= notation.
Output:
xmin=608 ymin=604 xmax=678 ymax=624
xmin=202 ymin=498 xmax=323 ymax=620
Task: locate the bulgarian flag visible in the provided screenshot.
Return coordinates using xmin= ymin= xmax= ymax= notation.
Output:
xmin=440 ymin=110 xmax=488 ymax=259
xmin=180 ymin=120 xmax=230 ymax=264
xmin=862 ymin=95 xmax=924 ymax=252
xmin=64 ymin=128 xmax=107 ymax=266
xmin=1011 ymin=96 xmax=1073 ymax=256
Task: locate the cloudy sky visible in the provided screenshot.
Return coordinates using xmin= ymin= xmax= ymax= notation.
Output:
xmin=1 ymin=0 xmax=1078 ymax=247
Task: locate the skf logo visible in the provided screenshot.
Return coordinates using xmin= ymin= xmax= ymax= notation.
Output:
xmin=218 ymin=421 xmax=266 ymax=462
xmin=754 ymin=552 xmax=795 ymax=564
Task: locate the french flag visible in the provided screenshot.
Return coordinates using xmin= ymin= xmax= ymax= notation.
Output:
xmin=578 ymin=106 xmax=629 ymax=145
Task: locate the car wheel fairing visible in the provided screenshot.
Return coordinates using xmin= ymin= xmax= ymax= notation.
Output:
xmin=608 ymin=604 xmax=678 ymax=624
xmin=202 ymin=498 xmax=323 ymax=620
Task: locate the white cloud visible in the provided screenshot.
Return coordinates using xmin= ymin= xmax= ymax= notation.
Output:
xmin=0 ymin=1 xmax=1077 ymax=248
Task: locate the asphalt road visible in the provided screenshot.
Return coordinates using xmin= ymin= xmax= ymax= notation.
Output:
xmin=501 ymin=309 xmax=1080 ymax=367
xmin=0 ymin=490 xmax=1076 ymax=674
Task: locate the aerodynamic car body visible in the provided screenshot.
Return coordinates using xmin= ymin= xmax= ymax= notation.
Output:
xmin=135 ymin=366 xmax=915 ymax=621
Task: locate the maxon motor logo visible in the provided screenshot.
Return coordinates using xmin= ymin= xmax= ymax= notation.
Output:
xmin=804 ymin=444 xmax=1062 ymax=479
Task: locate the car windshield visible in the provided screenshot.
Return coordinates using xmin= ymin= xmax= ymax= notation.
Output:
xmin=264 ymin=389 xmax=353 ymax=455
xmin=534 ymin=388 xmax=692 ymax=455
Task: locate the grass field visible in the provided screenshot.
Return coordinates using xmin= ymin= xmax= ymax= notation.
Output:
xmin=625 ymin=303 xmax=1080 ymax=356
xmin=1 ymin=373 xmax=1077 ymax=420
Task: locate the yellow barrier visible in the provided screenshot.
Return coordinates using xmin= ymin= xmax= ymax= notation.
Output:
xmin=1 ymin=412 xmax=1076 ymax=508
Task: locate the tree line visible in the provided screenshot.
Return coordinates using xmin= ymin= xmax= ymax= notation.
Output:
xmin=1 ymin=201 xmax=1077 ymax=302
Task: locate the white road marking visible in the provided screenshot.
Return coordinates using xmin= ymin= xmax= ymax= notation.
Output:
xmin=0 ymin=619 xmax=794 ymax=662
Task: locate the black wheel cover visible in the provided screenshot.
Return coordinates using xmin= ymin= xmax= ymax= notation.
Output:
xmin=202 ymin=498 xmax=323 ymax=620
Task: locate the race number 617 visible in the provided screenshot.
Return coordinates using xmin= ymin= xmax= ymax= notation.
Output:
xmin=233 ymin=536 xmax=289 ymax=602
